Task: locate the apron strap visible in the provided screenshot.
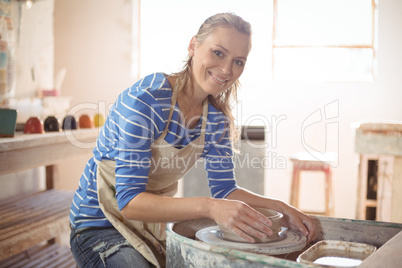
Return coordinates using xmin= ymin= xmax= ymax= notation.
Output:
xmin=161 ymin=88 xmax=209 ymax=138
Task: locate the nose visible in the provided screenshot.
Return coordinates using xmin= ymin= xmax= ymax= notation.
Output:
xmin=220 ymin=59 xmax=232 ymax=75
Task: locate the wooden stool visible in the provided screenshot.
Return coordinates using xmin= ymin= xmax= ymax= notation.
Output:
xmin=290 ymin=152 xmax=336 ymax=216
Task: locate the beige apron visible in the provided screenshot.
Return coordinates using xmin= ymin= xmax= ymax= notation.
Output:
xmin=96 ymin=89 xmax=208 ymax=268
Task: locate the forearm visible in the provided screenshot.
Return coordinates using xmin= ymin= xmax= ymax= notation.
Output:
xmin=121 ymin=192 xmax=215 ymax=222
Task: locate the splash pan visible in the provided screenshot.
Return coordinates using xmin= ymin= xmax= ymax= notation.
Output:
xmin=196 ymin=226 xmax=307 ymax=255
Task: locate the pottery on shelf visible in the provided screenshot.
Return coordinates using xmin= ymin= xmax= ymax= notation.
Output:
xmin=0 ymin=108 xmax=17 ymax=137
xmin=24 ymin=117 xmax=44 ymax=134
xmin=93 ymin=113 xmax=105 ymax=127
xmin=79 ymin=114 xmax=93 ymax=128
xmin=62 ymin=115 xmax=77 ymax=130
xmin=44 ymin=116 xmax=60 ymax=132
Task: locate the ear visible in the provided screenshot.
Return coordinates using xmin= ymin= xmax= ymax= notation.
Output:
xmin=188 ymin=36 xmax=197 ymax=57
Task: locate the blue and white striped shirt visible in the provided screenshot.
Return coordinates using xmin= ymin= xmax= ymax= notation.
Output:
xmin=69 ymin=73 xmax=238 ymax=228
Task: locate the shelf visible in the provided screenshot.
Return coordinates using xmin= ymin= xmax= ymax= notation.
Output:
xmin=0 ymin=128 xmax=99 ymax=152
xmin=0 ymin=189 xmax=74 ymax=260
xmin=0 ymin=128 xmax=97 ymax=263
xmin=354 ymin=121 xmax=402 ymax=156
xmin=0 ymin=128 xmax=99 ymax=176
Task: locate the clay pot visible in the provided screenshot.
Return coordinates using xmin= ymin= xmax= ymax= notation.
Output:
xmin=0 ymin=108 xmax=17 ymax=137
xmin=44 ymin=116 xmax=60 ymax=132
xmin=79 ymin=114 xmax=93 ymax=128
xmin=220 ymin=208 xmax=283 ymax=243
xmin=94 ymin=113 xmax=105 ymax=127
xmin=24 ymin=117 xmax=44 ymax=134
xmin=62 ymin=115 xmax=78 ymax=130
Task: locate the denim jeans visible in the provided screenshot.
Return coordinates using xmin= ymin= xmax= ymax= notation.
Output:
xmin=70 ymin=226 xmax=153 ymax=268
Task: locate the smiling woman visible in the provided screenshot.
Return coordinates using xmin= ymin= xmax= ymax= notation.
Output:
xmin=172 ymin=16 xmax=252 ymax=138
xmin=138 ymin=0 xmax=274 ymax=128
xmin=69 ymin=12 xmax=315 ymax=268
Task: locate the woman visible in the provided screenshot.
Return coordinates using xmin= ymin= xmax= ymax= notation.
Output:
xmin=70 ymin=12 xmax=315 ymax=268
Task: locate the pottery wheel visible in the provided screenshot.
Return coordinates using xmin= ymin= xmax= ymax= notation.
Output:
xmin=195 ymin=226 xmax=307 ymax=255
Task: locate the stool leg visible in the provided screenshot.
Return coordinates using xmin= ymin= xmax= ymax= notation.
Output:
xmin=290 ymin=167 xmax=300 ymax=209
xmin=325 ymin=169 xmax=334 ymax=216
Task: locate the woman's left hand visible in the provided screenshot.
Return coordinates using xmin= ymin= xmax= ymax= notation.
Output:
xmin=280 ymin=204 xmax=316 ymax=243
xmin=226 ymin=188 xmax=316 ymax=243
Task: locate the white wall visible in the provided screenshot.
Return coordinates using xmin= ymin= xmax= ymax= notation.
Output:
xmin=54 ymin=0 xmax=135 ymax=114
xmin=53 ymin=0 xmax=402 ymax=219
xmin=53 ymin=0 xmax=135 ymax=191
xmin=262 ymin=0 xmax=402 ymax=219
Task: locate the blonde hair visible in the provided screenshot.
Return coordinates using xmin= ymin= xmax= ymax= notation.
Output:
xmin=172 ymin=13 xmax=252 ymax=150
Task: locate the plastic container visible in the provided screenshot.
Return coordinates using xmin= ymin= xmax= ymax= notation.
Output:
xmin=297 ymin=240 xmax=376 ymax=267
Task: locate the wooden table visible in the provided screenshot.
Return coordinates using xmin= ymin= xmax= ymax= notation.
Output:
xmin=0 ymin=128 xmax=99 ymax=183
xmin=0 ymin=128 xmax=99 ymax=261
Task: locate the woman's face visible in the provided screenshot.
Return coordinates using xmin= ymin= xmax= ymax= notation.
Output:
xmin=188 ymin=26 xmax=251 ymax=97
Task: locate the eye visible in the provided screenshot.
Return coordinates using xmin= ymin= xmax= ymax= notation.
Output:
xmin=213 ymin=50 xmax=223 ymax=57
xmin=234 ymin=59 xmax=245 ymax=67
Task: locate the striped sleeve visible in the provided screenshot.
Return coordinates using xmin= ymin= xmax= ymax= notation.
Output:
xmin=102 ymin=77 xmax=168 ymax=210
xmin=204 ymin=115 xmax=238 ymax=198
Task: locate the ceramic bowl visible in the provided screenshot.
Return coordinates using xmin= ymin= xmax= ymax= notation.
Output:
xmin=24 ymin=117 xmax=44 ymax=134
xmin=62 ymin=115 xmax=78 ymax=130
xmin=79 ymin=114 xmax=93 ymax=128
xmin=0 ymin=108 xmax=17 ymax=137
xmin=44 ymin=116 xmax=60 ymax=132
xmin=220 ymin=208 xmax=283 ymax=243
xmin=93 ymin=113 xmax=105 ymax=127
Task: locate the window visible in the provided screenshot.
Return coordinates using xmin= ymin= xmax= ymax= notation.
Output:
xmin=273 ymin=0 xmax=377 ymax=82
xmin=138 ymin=0 xmax=377 ymax=86
xmin=138 ymin=0 xmax=270 ymax=78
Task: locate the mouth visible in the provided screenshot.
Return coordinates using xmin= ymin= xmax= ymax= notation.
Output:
xmin=209 ymin=72 xmax=228 ymax=85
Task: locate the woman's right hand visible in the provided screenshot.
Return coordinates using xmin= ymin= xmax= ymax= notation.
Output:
xmin=209 ymin=199 xmax=274 ymax=243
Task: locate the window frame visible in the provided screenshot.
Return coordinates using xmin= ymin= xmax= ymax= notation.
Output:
xmin=272 ymin=0 xmax=378 ymax=82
